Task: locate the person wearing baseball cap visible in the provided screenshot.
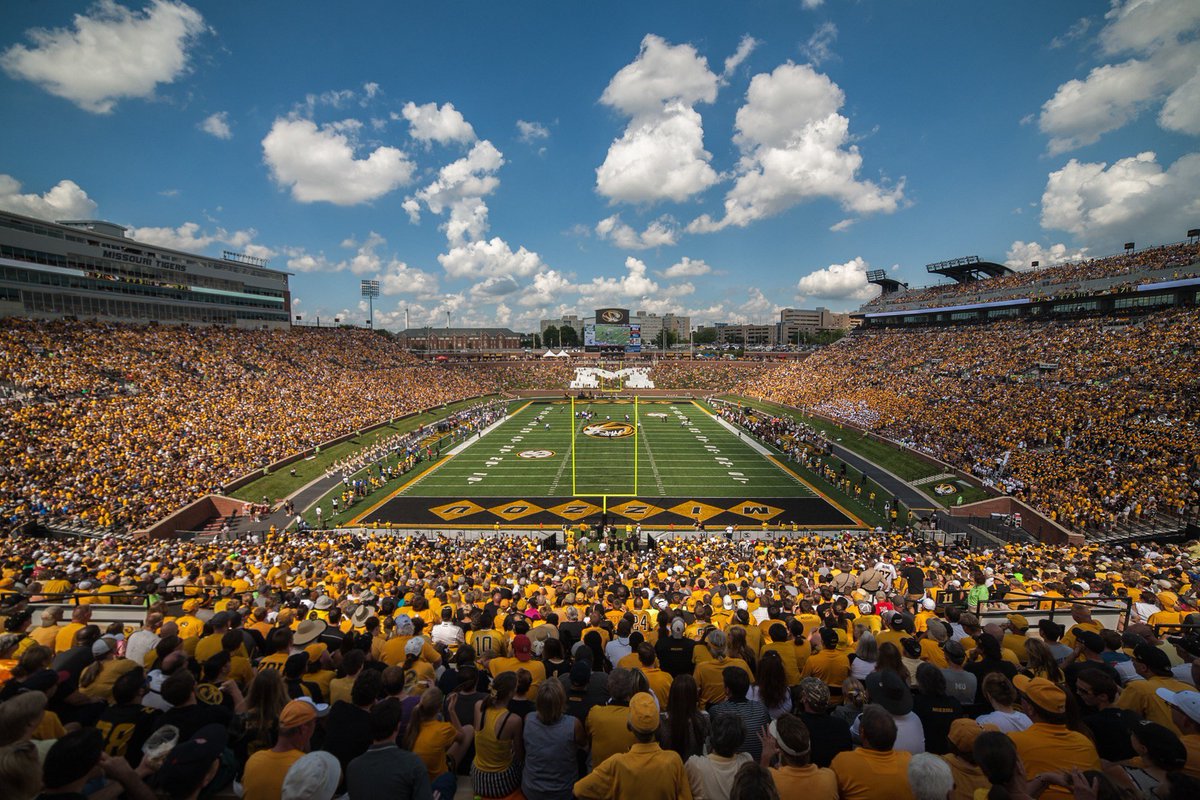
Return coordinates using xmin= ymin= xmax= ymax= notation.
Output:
xmin=942 ymin=719 xmax=998 ymax=799
xmin=243 ymin=699 xmax=321 ymax=800
xmin=1156 ymin=688 xmax=1200 ymax=778
xmin=1002 ymin=614 xmax=1030 ymax=663
xmin=155 ymin=723 xmax=230 ymax=799
xmin=573 ymin=692 xmax=690 ymax=799
xmin=1115 ymin=644 xmax=1193 ymax=734
xmin=1008 ymin=676 xmax=1100 ymax=798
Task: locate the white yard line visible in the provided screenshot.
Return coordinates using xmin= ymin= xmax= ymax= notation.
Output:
xmin=640 ymin=429 xmax=667 ymax=495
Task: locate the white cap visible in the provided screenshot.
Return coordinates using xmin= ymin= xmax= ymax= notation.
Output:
xmin=1156 ymin=688 xmax=1200 ymax=725
xmin=281 ymin=750 xmax=341 ymax=800
xmin=921 ymin=597 xmax=936 ymax=611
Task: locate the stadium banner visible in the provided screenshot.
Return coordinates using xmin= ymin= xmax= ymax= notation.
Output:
xmin=628 ymin=323 xmax=641 ymax=353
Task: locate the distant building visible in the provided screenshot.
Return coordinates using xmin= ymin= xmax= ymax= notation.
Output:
xmin=0 ymin=210 xmax=290 ymax=327
xmin=779 ymin=306 xmax=852 ymax=343
xmin=395 ymin=327 xmax=522 ymax=350
xmin=717 ymin=323 xmax=778 ymax=347
xmin=636 ymin=311 xmax=691 ymax=345
xmin=539 ymin=314 xmax=584 ymax=341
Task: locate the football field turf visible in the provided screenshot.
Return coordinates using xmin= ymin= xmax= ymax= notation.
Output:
xmin=353 ymin=399 xmax=863 ymax=529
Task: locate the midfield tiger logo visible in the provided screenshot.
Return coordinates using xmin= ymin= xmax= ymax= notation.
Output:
xmin=582 ymin=421 xmax=636 ymax=438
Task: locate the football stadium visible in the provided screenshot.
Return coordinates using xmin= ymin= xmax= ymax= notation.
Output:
xmin=3 ymin=4 xmax=1200 ymax=800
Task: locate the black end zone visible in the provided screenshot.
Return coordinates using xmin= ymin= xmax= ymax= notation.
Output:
xmin=356 ymin=495 xmax=859 ymax=529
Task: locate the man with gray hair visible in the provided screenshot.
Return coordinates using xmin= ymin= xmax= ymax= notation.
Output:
xmin=908 ymin=752 xmax=954 ymax=800
xmin=693 ymin=629 xmax=752 ymax=709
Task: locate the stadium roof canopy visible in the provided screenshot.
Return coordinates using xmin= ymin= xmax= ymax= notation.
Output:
xmin=925 ymin=255 xmax=1013 ymax=284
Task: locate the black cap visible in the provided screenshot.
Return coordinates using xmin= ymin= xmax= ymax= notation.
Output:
xmin=156 ymin=724 xmax=228 ymax=797
xmin=1134 ymin=643 xmax=1171 ymax=671
xmin=1077 ymin=631 xmax=1105 ymax=654
xmin=865 ymin=669 xmax=913 ymax=715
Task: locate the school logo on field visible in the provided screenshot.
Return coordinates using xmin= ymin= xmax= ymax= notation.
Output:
xmin=582 ymin=421 xmax=636 ymax=438
xmin=519 ymin=449 xmax=556 ymax=459
xmin=934 ymin=483 xmax=958 ymax=496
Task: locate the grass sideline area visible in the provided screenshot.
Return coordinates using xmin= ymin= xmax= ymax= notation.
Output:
xmin=230 ymin=395 xmax=499 ymax=505
xmin=722 ymin=395 xmax=992 ymax=508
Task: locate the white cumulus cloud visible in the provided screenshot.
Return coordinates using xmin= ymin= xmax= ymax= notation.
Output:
xmin=596 ymin=35 xmax=720 ymax=204
xmin=519 ymin=269 xmax=573 ymax=307
xmin=577 ymin=257 xmax=660 ymax=305
xmin=1 ymin=0 xmax=207 ymax=114
xmin=662 ymin=257 xmax=712 ymax=278
xmin=262 ymin=117 xmax=415 ymax=205
xmin=689 ymin=62 xmax=903 ymax=233
xmin=796 ymin=256 xmax=877 ymax=303
xmin=1038 ymin=0 xmax=1200 ymax=153
xmin=1003 ymin=241 xmax=1090 ymax=270
xmin=412 ymin=139 xmax=504 ymax=244
xmin=438 ymin=237 xmax=545 ymax=280
xmin=128 ymin=221 xmax=271 ymax=257
xmin=0 ymin=174 xmax=98 ymax=220
xmin=200 ymin=111 xmax=231 ymax=139
xmin=595 ymin=214 xmax=678 ymax=250
xmin=401 ymin=101 xmax=476 ymax=145
xmin=1040 ymin=150 xmax=1200 ymax=246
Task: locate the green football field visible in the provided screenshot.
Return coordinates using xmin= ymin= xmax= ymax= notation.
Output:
xmin=402 ymin=399 xmax=811 ymax=498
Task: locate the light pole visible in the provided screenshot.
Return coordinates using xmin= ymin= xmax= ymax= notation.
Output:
xmin=361 ymin=280 xmax=380 ymax=329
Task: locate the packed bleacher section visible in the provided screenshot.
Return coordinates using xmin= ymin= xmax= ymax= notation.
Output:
xmin=1 ymin=527 xmax=1198 ymax=799
xmin=736 ymin=308 xmax=1200 ymax=536
xmin=861 ymin=242 xmax=1200 ymax=312
xmin=0 ymin=321 xmax=492 ymax=533
xmin=0 ymin=320 xmax=777 ymax=535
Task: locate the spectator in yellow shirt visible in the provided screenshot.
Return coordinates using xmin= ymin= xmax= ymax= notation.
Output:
xmin=830 ymin=704 xmax=915 ymax=800
xmin=575 ymin=691 xmax=692 ymax=800
xmin=693 ymin=630 xmax=753 ymax=709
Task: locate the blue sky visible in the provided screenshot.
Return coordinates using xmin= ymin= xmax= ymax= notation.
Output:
xmin=2 ymin=1 xmax=1198 ymax=330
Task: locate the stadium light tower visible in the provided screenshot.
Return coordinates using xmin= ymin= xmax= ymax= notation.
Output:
xmin=361 ymin=280 xmax=380 ymax=328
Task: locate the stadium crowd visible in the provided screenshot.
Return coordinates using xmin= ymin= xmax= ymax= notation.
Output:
xmin=737 ymin=308 xmax=1200 ymax=534
xmin=1 ymin=527 xmax=1199 ymax=799
xmin=861 ymin=242 xmax=1200 ymax=312
xmin=0 ymin=321 xmax=493 ymax=533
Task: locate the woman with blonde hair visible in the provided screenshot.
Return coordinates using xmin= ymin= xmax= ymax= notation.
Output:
xmin=404 ymin=686 xmax=474 ymax=798
xmin=1021 ymin=638 xmax=1064 ymax=685
xmin=472 ymin=671 xmax=524 ymax=797
xmin=235 ymin=667 xmax=288 ymax=758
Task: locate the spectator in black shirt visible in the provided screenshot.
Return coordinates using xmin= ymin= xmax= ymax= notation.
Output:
xmin=1075 ymin=667 xmax=1138 ymax=762
xmin=150 ymin=670 xmax=232 ymax=744
xmin=656 ymin=617 xmax=696 ymax=678
xmin=912 ymin=663 xmax=963 ymax=754
xmin=794 ymin=677 xmax=852 ymax=767
xmin=96 ymin=668 xmax=161 ymax=763
xmin=323 ymin=669 xmax=380 ymax=787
